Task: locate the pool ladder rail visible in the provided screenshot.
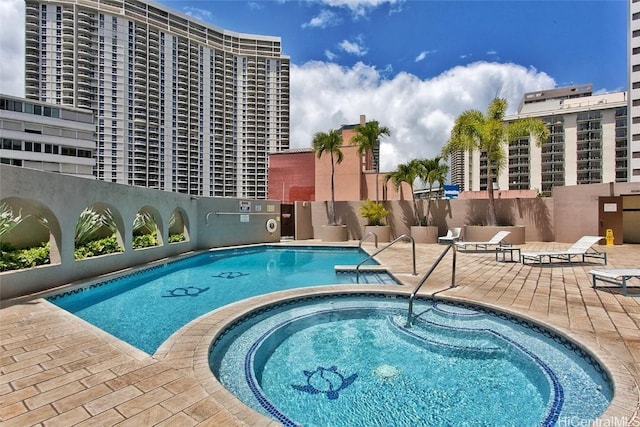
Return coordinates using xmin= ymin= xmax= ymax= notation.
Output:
xmin=355 ymin=234 xmax=417 ymax=284
xmin=353 ymin=233 xmax=457 ymax=326
xmin=359 ymin=231 xmax=379 ymax=249
xmin=406 ymin=243 xmax=457 ymax=327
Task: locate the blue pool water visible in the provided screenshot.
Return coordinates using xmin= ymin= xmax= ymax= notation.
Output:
xmin=210 ymin=294 xmax=613 ymax=426
xmin=47 ymin=246 xmax=396 ymax=354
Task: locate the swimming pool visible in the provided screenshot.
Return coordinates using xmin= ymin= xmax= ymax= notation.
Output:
xmin=47 ymin=245 xmax=397 ymax=354
xmin=210 ymin=294 xmax=612 ymax=426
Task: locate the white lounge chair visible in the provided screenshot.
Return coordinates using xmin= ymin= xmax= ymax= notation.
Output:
xmin=438 ymin=227 xmax=461 ymax=244
xmin=454 ymin=230 xmax=511 ymax=251
xmin=590 ymin=269 xmax=640 ymax=296
xmin=520 ymin=236 xmax=606 ymax=265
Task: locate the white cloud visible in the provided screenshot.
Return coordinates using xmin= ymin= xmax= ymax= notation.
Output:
xmin=320 ymin=0 xmax=404 ymax=18
xmin=339 ymin=37 xmax=368 ymax=56
xmin=0 ymin=0 xmax=25 ymax=97
xmin=302 ymin=10 xmax=340 ymax=28
xmin=324 ymin=50 xmax=338 ymax=61
xmin=248 ymin=2 xmax=264 ymax=11
xmin=181 ymin=7 xmax=213 ymax=21
xmin=290 ymin=61 xmax=556 ymax=172
xmin=415 ymin=50 xmax=436 ymax=63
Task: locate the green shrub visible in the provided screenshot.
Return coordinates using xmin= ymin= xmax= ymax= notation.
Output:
xmin=169 ymin=233 xmax=185 ymax=243
xmin=133 ymin=233 xmax=157 ymax=249
xmin=74 ymin=236 xmax=123 ymax=259
xmin=0 ymin=242 xmax=50 ymax=272
xmin=359 ymin=199 xmax=390 ymax=226
xmin=0 ymin=241 xmax=16 ymax=253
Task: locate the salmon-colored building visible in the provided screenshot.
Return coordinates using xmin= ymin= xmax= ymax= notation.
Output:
xmin=268 ymin=149 xmax=316 ymax=203
xmin=268 ymin=115 xmax=409 ymax=203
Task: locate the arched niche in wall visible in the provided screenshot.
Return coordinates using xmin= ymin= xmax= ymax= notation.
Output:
xmin=168 ymin=207 xmax=189 ymax=243
xmin=74 ymin=203 xmax=125 ymax=260
xmin=1 ymin=196 xmax=61 ymax=268
xmin=132 ymin=205 xmax=163 ymax=249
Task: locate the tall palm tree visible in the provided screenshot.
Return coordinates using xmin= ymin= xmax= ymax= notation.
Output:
xmin=312 ymin=129 xmax=344 ymax=226
xmin=441 ymin=98 xmax=549 ymax=226
xmin=385 ymin=159 xmax=421 ymax=225
xmin=351 ymin=120 xmax=391 ymax=203
xmin=418 ymin=157 xmax=449 ymax=225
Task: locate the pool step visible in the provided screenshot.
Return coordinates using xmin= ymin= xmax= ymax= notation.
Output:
xmin=388 ymin=316 xmax=505 ymax=358
xmin=334 ymin=265 xmax=388 ymax=273
xmin=334 ymin=265 xmax=396 ymax=285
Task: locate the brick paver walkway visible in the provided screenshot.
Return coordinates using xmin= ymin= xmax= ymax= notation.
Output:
xmin=1 ymin=241 xmax=639 ymax=426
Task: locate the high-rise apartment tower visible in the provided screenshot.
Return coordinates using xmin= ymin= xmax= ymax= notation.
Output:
xmin=24 ymin=0 xmax=290 ymax=197
xmin=450 ymin=85 xmax=628 ymax=195
xmin=630 ymin=0 xmax=640 ymax=181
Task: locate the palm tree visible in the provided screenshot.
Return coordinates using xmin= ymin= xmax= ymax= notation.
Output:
xmin=312 ymin=129 xmax=344 ymax=226
xmin=417 ymin=157 xmax=449 ymax=225
xmin=385 ymin=159 xmax=421 ymax=225
xmin=351 ymin=120 xmax=391 ymax=203
xmin=441 ymin=98 xmax=549 ymax=226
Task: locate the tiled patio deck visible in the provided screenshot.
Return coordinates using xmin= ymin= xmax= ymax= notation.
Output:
xmin=1 ymin=241 xmax=639 ymax=426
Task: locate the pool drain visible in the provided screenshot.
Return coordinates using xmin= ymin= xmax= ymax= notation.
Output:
xmin=373 ymin=364 xmax=400 ymax=380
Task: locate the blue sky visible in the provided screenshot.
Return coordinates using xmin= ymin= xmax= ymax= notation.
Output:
xmin=160 ymin=0 xmax=625 ymax=91
xmin=0 ymin=0 xmax=627 ymax=172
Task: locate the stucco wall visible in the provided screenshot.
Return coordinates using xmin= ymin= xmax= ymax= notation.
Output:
xmin=302 ymin=183 xmax=640 ymax=244
xmin=308 ymin=198 xmax=554 ymax=242
xmin=314 ymin=145 xmax=363 ymax=202
xmin=0 ymin=165 xmax=280 ymax=300
xmin=552 ymin=182 xmax=640 ymax=243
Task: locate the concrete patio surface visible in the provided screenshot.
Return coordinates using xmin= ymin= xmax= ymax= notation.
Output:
xmin=1 ymin=241 xmax=639 ymax=426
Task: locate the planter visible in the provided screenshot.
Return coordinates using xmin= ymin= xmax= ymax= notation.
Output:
xmin=462 ymin=225 xmax=525 ymax=245
xmin=364 ymin=225 xmax=391 ymax=243
xmin=322 ymin=224 xmax=348 ymax=242
xmin=410 ymin=226 xmax=438 ymax=244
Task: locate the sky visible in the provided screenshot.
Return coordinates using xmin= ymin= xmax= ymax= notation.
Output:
xmin=0 ymin=0 xmax=627 ymax=173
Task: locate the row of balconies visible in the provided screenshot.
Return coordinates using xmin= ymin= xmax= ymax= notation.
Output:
xmin=576 ymin=164 xmax=602 ymax=172
xmin=541 ymin=167 xmax=565 ymax=173
xmin=541 ymin=159 xmax=564 ymax=165
xmin=541 ymin=148 xmax=564 ymax=154
xmin=77 ymin=9 xmax=95 ymax=19
xmin=576 ymin=177 xmax=601 ymax=184
xmin=508 ymin=149 xmax=529 ymax=156
xmin=577 ymin=155 xmax=601 ymax=161
xmin=576 ymin=146 xmax=602 ymax=153
xmin=576 ymin=130 xmax=601 ymax=139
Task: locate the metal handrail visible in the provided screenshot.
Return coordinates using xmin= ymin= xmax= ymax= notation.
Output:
xmin=355 ymin=234 xmax=416 ymax=283
xmin=359 ymin=231 xmax=378 ymax=249
xmin=406 ymin=243 xmax=457 ymax=327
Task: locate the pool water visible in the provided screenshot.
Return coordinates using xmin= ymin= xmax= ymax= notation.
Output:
xmin=47 ymin=246 xmax=396 ymax=354
xmin=210 ymin=295 xmax=612 ymax=426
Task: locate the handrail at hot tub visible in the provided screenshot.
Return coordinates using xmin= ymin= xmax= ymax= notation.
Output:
xmin=406 ymin=243 xmax=457 ymax=327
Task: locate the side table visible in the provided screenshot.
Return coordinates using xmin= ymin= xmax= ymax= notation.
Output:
xmin=495 ymin=246 xmax=521 ymax=263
